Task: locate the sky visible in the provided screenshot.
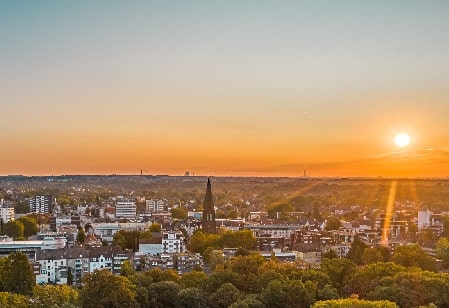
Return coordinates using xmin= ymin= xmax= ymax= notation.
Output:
xmin=1 ymin=1 xmax=449 ymax=177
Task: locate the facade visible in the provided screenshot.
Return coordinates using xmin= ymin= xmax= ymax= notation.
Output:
xmin=30 ymin=194 xmax=52 ymax=214
xmin=146 ymin=199 xmax=166 ymax=212
xmin=139 ymin=237 xmax=163 ymax=255
xmin=115 ymin=201 xmax=137 ymax=218
xmin=0 ymin=201 xmax=15 ymax=223
xmin=162 ymin=230 xmax=185 ymax=254
xmin=202 ymin=178 xmax=216 ymax=234
xmin=89 ymin=246 xmax=132 ymax=274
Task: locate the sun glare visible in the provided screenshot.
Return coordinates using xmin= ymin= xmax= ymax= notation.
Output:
xmin=395 ymin=133 xmax=410 ymax=147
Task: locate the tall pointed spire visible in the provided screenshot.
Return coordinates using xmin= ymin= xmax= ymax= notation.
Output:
xmin=202 ymin=177 xmax=216 ymax=234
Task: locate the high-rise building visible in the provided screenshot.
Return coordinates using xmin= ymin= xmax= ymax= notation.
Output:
xmin=30 ymin=195 xmax=52 ymax=214
xmin=0 ymin=200 xmax=15 ymax=223
xmin=202 ymin=178 xmax=216 ymax=234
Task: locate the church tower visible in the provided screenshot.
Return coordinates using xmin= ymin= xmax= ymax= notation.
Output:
xmin=202 ymin=178 xmax=216 ymax=234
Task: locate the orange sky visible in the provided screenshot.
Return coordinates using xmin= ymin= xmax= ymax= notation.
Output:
xmin=1 ymin=2 xmax=449 ymax=177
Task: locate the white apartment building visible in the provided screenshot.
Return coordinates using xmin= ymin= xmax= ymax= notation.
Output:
xmin=162 ymin=230 xmax=185 ymax=254
xmin=146 ymin=199 xmax=166 ymax=212
xmin=115 ymin=201 xmax=137 ymax=218
xmin=0 ymin=201 xmax=15 ymax=223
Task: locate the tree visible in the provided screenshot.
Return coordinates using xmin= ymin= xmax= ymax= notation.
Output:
xmin=179 ymin=270 xmax=208 ymax=289
xmin=325 ymin=218 xmax=342 ymax=231
xmin=312 ymin=298 xmax=399 ymax=308
xmin=0 ymin=292 xmax=29 ymax=308
xmin=0 ymin=252 xmax=35 ymax=295
xmin=17 ymin=216 xmax=39 ymax=238
xmin=149 ymin=223 xmax=161 ymax=232
xmin=320 ymin=258 xmax=356 ymax=293
xmin=3 ymin=220 xmax=24 ymax=239
xmin=176 ymin=288 xmax=208 ymax=308
xmin=435 ymin=237 xmax=449 ymax=268
xmin=30 ymin=284 xmax=79 ymax=308
xmin=147 ymin=281 xmax=181 ymax=308
xmin=171 ymin=207 xmax=188 ymax=220
xmin=67 ymin=267 xmax=73 ymax=286
xmin=208 ymin=283 xmax=242 ymax=308
xmin=260 ymin=278 xmax=315 ymax=308
xmin=79 ymin=269 xmax=138 ymax=308
xmin=120 ymin=260 xmax=135 ymax=277
xmin=76 ymin=228 xmax=85 ymax=244
xmin=361 ymin=246 xmax=390 ymax=265
xmin=391 ymin=244 xmax=437 ymax=272
xmin=220 ymin=229 xmax=256 ymax=250
xmin=346 ymin=237 xmax=367 ymax=265
xmin=229 ymin=294 xmax=266 ymax=308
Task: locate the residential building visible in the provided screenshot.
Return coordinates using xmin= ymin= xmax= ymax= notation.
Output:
xmin=162 ymin=230 xmax=185 ymax=254
xmin=30 ymin=194 xmax=52 ymax=214
xmin=0 ymin=201 xmax=14 ymax=223
xmin=146 ymin=199 xmax=166 ymax=212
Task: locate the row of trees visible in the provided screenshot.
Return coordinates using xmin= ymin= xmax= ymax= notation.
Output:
xmin=0 ymin=247 xmax=446 ymax=308
xmin=0 ymin=216 xmax=39 ymax=240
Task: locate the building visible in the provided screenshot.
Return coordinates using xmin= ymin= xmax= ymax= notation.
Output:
xmin=30 ymin=194 xmax=52 ymax=214
xmin=162 ymin=230 xmax=185 ymax=254
xmin=89 ymin=246 xmax=132 ymax=274
xmin=202 ymin=178 xmax=216 ymax=234
xmin=115 ymin=201 xmax=137 ymax=219
xmin=0 ymin=201 xmax=15 ymax=223
xmin=139 ymin=236 xmax=163 ymax=256
xmin=146 ymin=199 xmax=166 ymax=213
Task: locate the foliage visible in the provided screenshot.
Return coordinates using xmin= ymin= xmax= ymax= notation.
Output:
xmin=435 ymin=237 xmax=449 ymax=268
xmin=220 ymin=229 xmax=256 ymax=250
xmin=208 ymin=283 xmax=242 ymax=308
xmin=346 ymin=237 xmax=367 ymax=265
xmin=30 ymin=284 xmax=79 ymax=308
xmin=120 ymin=260 xmax=135 ymax=277
xmin=149 ymin=223 xmax=161 ymax=232
xmin=260 ymin=278 xmax=315 ymax=308
xmin=171 ymin=207 xmax=188 ymax=220
xmin=76 ymin=228 xmax=85 ymax=244
xmin=367 ymin=271 xmax=449 ymax=308
xmin=176 ymin=287 xmax=208 ymax=308
xmin=0 ymin=292 xmax=29 ymax=308
xmin=325 ymin=217 xmax=342 ymax=231
xmin=3 ymin=220 xmax=24 ymax=239
xmin=229 ymin=294 xmax=266 ymax=308
xmin=147 ymin=281 xmax=181 ymax=308
xmin=312 ymin=298 xmax=399 ymax=308
xmin=361 ymin=246 xmax=390 ymax=264
xmin=79 ymin=269 xmax=138 ymax=308
xmin=17 ymin=216 xmax=39 ymax=238
xmin=179 ymin=270 xmax=208 ymax=289
xmin=320 ymin=257 xmax=356 ymax=293
xmin=0 ymin=252 xmax=35 ymax=295
xmin=391 ymin=244 xmax=437 ymax=272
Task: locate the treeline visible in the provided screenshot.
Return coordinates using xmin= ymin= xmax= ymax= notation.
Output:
xmin=1 ymin=250 xmax=447 ymax=308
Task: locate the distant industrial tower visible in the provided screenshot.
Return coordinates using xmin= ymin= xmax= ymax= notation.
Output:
xmin=202 ymin=178 xmax=216 ymax=234
xmin=30 ymin=194 xmax=52 ymax=214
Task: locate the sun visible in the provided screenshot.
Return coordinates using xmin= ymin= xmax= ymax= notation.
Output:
xmin=395 ymin=133 xmax=410 ymax=147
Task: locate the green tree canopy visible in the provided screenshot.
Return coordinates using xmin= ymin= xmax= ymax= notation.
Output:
xmin=3 ymin=220 xmax=24 ymax=239
xmin=79 ymin=269 xmax=138 ymax=308
xmin=391 ymin=244 xmax=437 ymax=272
xmin=17 ymin=216 xmax=39 ymax=238
xmin=0 ymin=252 xmax=35 ymax=295
xmin=312 ymin=298 xmax=399 ymax=308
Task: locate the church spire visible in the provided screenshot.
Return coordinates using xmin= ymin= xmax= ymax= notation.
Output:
xmin=202 ymin=177 xmax=216 ymax=233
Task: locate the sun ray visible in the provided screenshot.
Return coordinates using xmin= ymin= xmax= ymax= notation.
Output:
xmin=382 ymin=180 xmax=397 ymax=246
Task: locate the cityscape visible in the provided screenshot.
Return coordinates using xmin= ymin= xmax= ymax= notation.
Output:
xmin=2 ymin=1 xmax=449 ymax=307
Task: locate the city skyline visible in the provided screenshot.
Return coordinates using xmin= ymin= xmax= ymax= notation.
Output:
xmin=1 ymin=1 xmax=449 ymax=177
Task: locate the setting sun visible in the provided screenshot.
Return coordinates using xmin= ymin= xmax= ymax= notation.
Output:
xmin=395 ymin=133 xmax=410 ymax=147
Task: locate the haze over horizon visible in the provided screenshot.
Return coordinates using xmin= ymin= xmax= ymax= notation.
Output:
xmin=2 ymin=1 xmax=449 ymax=177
